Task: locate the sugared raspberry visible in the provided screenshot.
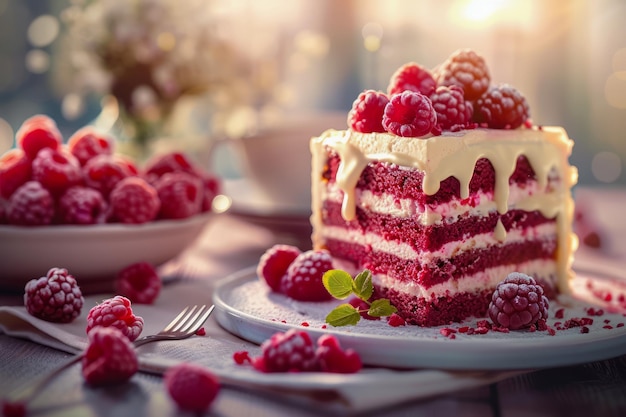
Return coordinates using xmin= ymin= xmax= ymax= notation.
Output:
xmin=256 ymin=328 xmax=318 ymax=372
xmin=31 ymin=147 xmax=82 ymax=196
xmin=164 ymin=363 xmax=220 ymax=412
xmin=23 ymin=267 xmax=84 ymax=323
xmin=67 ymin=126 xmax=114 ymax=166
xmin=114 ymin=262 xmax=161 ymax=304
xmin=488 ymin=272 xmax=549 ymax=330
xmin=473 ymin=84 xmax=530 ymax=129
xmin=382 ymin=91 xmax=437 ymax=137
xmin=257 ymin=244 xmax=302 ymax=292
xmin=82 ymin=327 xmax=138 ymax=386
xmin=154 ymin=172 xmax=202 ymax=219
xmin=144 ymin=151 xmax=198 ymax=183
xmin=86 ymin=295 xmax=144 ymax=341
xmin=83 ymin=155 xmax=134 ymax=198
xmin=7 ymin=181 xmax=54 ymax=225
xmin=387 ymin=62 xmax=436 ymax=97
xmin=315 ymin=334 xmax=362 ymax=373
xmin=199 ymin=173 xmax=220 ymax=212
xmin=15 ymin=115 xmax=62 ymax=159
xmin=0 ymin=149 xmax=31 ymax=199
xmin=430 ymin=85 xmax=473 ymax=132
xmin=58 ymin=186 xmax=107 ymax=225
xmin=347 ymin=90 xmax=389 ymax=133
xmin=435 ymin=49 xmax=491 ymax=100
xmin=281 ymin=250 xmax=333 ymax=301
xmin=109 ymin=176 xmax=160 ymax=224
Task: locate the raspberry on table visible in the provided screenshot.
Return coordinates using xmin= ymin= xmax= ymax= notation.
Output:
xmin=109 ymin=176 xmax=160 ymax=224
xmin=488 ymin=272 xmax=549 ymax=330
xmin=257 ymin=244 xmax=302 ymax=292
xmin=67 ymin=126 xmax=114 ymax=166
xmin=382 ymin=91 xmax=437 ymax=137
xmin=154 ymin=172 xmax=203 ymax=219
xmin=387 ymin=62 xmax=437 ymax=97
xmin=15 ymin=114 xmax=62 ymax=159
xmin=83 ymin=154 xmax=135 ymax=198
xmin=473 ymin=84 xmax=530 ymax=129
xmin=114 ymin=261 xmax=161 ymax=304
xmin=86 ymin=295 xmax=144 ymax=341
xmin=58 ymin=186 xmax=107 ymax=225
xmin=164 ymin=363 xmax=220 ymax=412
xmin=82 ymin=327 xmax=138 ymax=386
xmin=256 ymin=328 xmax=319 ymax=372
xmin=281 ymin=250 xmax=334 ymax=301
xmin=199 ymin=173 xmax=220 ymax=212
xmin=435 ymin=49 xmax=491 ymax=100
xmin=31 ymin=147 xmax=83 ymax=196
xmin=24 ymin=267 xmax=84 ymax=323
xmin=430 ymin=85 xmax=473 ymax=132
xmin=315 ymin=334 xmax=362 ymax=373
xmin=347 ymin=90 xmax=389 ymax=133
xmin=7 ymin=181 xmax=55 ymax=226
xmin=0 ymin=149 xmax=32 ymax=199
xmin=144 ymin=151 xmax=199 ymax=183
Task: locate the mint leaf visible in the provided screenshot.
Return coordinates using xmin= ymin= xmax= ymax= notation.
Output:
xmin=325 ymin=304 xmax=361 ymax=326
xmin=367 ymin=298 xmax=398 ymax=317
xmin=322 ymin=269 xmax=354 ymax=299
xmin=352 ymin=269 xmax=373 ymax=300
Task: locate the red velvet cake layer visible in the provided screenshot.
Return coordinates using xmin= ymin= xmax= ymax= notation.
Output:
xmin=321 ymin=200 xmax=555 ymax=252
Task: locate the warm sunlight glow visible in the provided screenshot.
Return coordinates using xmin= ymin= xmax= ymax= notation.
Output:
xmin=463 ymin=0 xmax=505 ymax=22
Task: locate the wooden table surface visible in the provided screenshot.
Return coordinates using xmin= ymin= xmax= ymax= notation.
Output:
xmin=1 ymin=187 xmax=626 ymax=417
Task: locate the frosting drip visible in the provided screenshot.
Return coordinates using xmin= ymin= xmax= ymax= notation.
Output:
xmin=310 ymin=127 xmax=578 ymax=293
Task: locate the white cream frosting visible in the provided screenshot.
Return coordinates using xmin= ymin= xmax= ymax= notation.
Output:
xmin=310 ymin=127 xmax=578 ymax=293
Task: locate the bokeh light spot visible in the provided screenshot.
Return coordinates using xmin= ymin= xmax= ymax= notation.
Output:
xmin=591 ymin=151 xmax=622 ymax=183
xmin=0 ymin=118 xmax=14 ymax=153
xmin=605 ymin=72 xmax=626 ymax=109
xmin=27 ymin=15 xmax=60 ymax=47
xmin=25 ymin=49 xmax=50 ymax=73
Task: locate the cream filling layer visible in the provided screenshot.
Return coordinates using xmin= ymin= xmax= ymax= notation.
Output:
xmin=372 ymin=259 xmax=557 ymax=300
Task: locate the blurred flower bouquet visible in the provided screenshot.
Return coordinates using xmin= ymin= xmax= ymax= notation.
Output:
xmin=58 ymin=0 xmax=262 ymax=157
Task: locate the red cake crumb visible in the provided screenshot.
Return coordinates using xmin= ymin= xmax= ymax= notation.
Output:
xmin=387 ymin=313 xmax=406 ymax=327
xmin=555 ymin=308 xmax=565 ymax=319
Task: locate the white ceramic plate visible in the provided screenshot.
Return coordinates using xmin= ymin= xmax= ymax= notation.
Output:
xmin=213 ymin=266 xmax=626 ymax=370
xmin=0 ymin=212 xmax=214 ymax=292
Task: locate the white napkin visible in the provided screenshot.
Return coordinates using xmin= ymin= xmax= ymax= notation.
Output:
xmin=0 ymin=280 xmax=521 ymax=413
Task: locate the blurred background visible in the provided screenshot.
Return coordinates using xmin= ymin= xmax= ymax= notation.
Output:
xmin=0 ymin=0 xmax=625 ymax=186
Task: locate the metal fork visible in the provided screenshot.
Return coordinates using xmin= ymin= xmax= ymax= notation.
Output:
xmin=5 ymin=304 xmax=215 ymax=408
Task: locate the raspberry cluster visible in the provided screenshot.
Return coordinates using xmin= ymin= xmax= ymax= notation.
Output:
xmin=488 ymin=272 xmax=549 ymax=330
xmin=257 ymin=244 xmax=333 ymax=302
xmin=234 ymin=329 xmax=362 ymax=374
xmin=0 ymin=115 xmax=221 ymax=226
xmin=23 ymin=267 xmax=84 ymax=323
xmin=347 ymin=48 xmax=531 ymax=138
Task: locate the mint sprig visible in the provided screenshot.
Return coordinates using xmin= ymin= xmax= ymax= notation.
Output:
xmin=322 ymin=269 xmax=397 ymax=327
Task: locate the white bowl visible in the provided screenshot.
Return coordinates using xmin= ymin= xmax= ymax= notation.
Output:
xmin=0 ymin=212 xmax=214 ymax=293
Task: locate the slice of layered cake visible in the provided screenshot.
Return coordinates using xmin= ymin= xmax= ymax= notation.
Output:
xmin=310 ymin=50 xmax=578 ymax=326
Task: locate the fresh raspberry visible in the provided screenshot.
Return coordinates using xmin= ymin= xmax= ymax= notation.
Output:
xmin=23 ymin=267 xmax=84 ymax=323
xmin=0 ymin=149 xmax=32 ymax=199
xmin=109 ymin=176 xmax=160 ymax=224
xmin=347 ymin=90 xmax=389 ymax=133
xmin=387 ymin=62 xmax=436 ymax=97
xmin=199 ymin=173 xmax=220 ymax=212
xmin=58 ymin=186 xmax=107 ymax=225
xmin=82 ymin=326 xmax=138 ymax=386
xmin=382 ymin=91 xmax=437 ymax=137
xmin=488 ymin=272 xmax=549 ymax=330
xmin=67 ymin=126 xmax=114 ymax=166
xmin=430 ymin=85 xmax=473 ymax=132
xmin=15 ymin=115 xmax=62 ymax=159
xmin=83 ymin=154 xmax=134 ymax=198
xmin=257 ymin=244 xmax=302 ymax=292
xmin=31 ymin=147 xmax=82 ymax=196
xmin=349 ymin=297 xmax=379 ymax=320
xmin=473 ymin=84 xmax=530 ymax=129
xmin=154 ymin=172 xmax=202 ymax=219
xmin=86 ymin=295 xmax=144 ymax=341
xmin=144 ymin=151 xmax=198 ymax=183
xmin=435 ymin=49 xmax=491 ymax=100
xmin=387 ymin=313 xmax=406 ymax=327
xmin=315 ymin=334 xmax=362 ymax=373
xmin=281 ymin=250 xmax=334 ymax=301
xmin=255 ymin=328 xmax=318 ymax=372
xmin=114 ymin=261 xmax=161 ymax=304
xmin=2 ymin=401 xmax=27 ymax=417
xmin=7 ymin=181 xmax=54 ymax=225
xmin=164 ymin=363 xmax=220 ymax=412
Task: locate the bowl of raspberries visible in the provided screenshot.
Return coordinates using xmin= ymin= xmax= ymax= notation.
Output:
xmin=0 ymin=115 xmax=222 ymax=292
